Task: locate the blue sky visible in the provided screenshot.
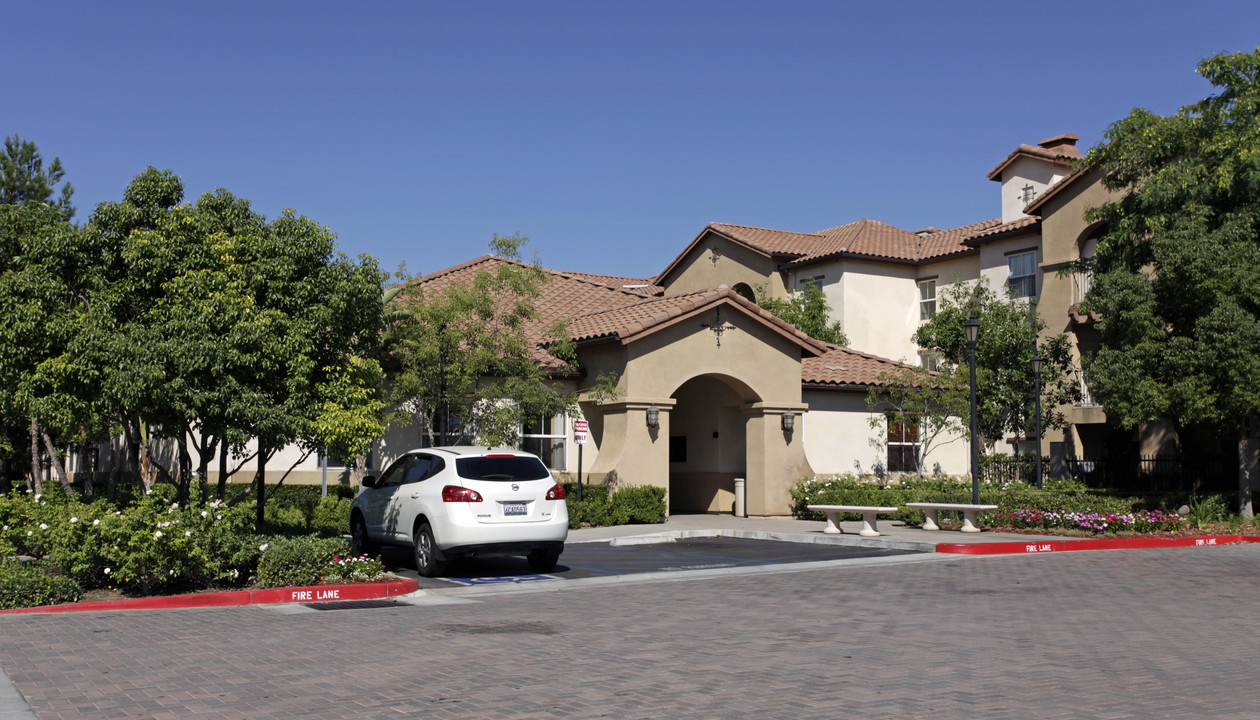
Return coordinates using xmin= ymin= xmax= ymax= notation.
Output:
xmin=6 ymin=1 xmax=1258 ymax=280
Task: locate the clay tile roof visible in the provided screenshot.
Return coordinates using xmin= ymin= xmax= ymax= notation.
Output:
xmin=707 ymin=222 xmax=823 ymax=256
xmin=403 ymin=255 xmax=658 ymax=372
xmin=566 ymin=286 xmax=830 ymax=354
xmin=956 ymin=216 xmax=1040 ymax=246
xmin=986 ymin=133 xmax=1081 ymax=181
xmin=553 ymin=269 xmax=663 ymax=297
xmin=801 ymin=345 xmax=924 ymax=388
xmin=793 ymin=218 xmax=924 ymax=264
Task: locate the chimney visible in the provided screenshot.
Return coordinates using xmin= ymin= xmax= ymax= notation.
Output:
xmin=1037 ymin=133 xmax=1080 ymax=157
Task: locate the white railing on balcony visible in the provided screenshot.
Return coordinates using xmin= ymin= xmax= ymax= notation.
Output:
xmin=1077 ymin=370 xmax=1099 ymax=406
xmin=1074 ymin=270 xmax=1093 ymax=305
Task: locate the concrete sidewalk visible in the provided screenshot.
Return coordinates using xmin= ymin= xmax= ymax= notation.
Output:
xmin=568 ymin=511 xmax=1069 ymax=549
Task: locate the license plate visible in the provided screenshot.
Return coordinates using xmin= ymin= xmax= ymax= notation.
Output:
xmin=503 ymin=502 xmax=528 ymax=516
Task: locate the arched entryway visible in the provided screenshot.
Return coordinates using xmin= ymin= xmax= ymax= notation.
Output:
xmin=667 ymin=374 xmax=759 ymax=513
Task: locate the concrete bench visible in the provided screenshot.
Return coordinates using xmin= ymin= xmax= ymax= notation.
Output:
xmin=904 ymin=502 xmax=999 ymax=533
xmin=807 ymin=505 xmax=899 ymax=537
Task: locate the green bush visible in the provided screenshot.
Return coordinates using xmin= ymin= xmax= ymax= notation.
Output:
xmin=0 ymin=560 xmax=82 ymax=610
xmin=256 ymin=534 xmax=353 ymax=588
xmin=791 ymin=474 xmax=1151 ymax=525
xmin=562 ymin=483 xmax=666 ymax=527
xmin=613 ymin=485 xmax=666 ymax=524
xmin=311 ymin=495 xmax=353 ymax=536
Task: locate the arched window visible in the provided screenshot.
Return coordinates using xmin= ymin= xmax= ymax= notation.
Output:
xmin=731 ymin=283 xmax=756 ymax=302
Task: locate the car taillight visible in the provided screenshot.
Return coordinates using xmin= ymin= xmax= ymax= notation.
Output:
xmin=442 ymin=485 xmax=483 ymax=502
xmin=546 ymin=484 xmax=566 ymax=501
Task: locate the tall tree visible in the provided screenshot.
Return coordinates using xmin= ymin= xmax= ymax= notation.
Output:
xmin=1 ymin=135 xmax=74 ymax=220
xmin=913 ymin=280 xmax=1077 ymax=451
xmin=1081 ymin=47 xmax=1260 ymax=514
xmin=0 ymin=137 xmax=82 ymax=493
xmin=385 ymin=233 xmax=581 ymax=448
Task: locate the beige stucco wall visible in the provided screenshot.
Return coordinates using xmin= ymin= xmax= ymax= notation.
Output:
xmin=659 ymin=235 xmax=788 ymax=301
xmin=1034 ymin=168 xmax=1118 ymax=455
xmin=998 ymin=156 xmax=1071 ymax=223
xmin=800 ymin=259 xmax=919 ymax=363
xmin=977 ymin=230 xmax=1042 ymax=299
xmin=802 ymin=389 xmax=969 ymax=477
xmin=577 ymin=302 xmax=813 ymax=515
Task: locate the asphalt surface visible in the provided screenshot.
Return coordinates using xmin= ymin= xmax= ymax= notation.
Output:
xmin=3 ymin=542 xmax=1260 ymax=718
xmin=380 ymin=536 xmax=919 ymax=589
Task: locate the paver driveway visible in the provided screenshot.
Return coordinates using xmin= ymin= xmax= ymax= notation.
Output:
xmin=2 ymin=544 xmax=1259 ymax=719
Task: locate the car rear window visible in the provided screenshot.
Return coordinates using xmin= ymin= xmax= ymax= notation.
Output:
xmin=456 ymin=455 xmax=551 ymax=481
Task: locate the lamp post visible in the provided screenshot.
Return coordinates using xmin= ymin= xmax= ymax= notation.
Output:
xmin=1031 ymin=353 xmax=1044 ymax=489
xmin=966 ymin=312 xmax=980 ymax=505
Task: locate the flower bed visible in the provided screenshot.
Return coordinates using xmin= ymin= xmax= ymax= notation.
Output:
xmin=992 ymin=508 xmax=1185 ymax=534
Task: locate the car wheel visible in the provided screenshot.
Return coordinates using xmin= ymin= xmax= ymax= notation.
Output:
xmin=350 ymin=513 xmax=377 ymax=556
xmin=413 ymin=522 xmax=447 ymax=577
xmin=527 ymin=548 xmax=561 ymax=573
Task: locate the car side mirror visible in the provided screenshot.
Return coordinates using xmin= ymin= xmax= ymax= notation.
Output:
xmin=361 ymin=475 xmax=377 ymax=489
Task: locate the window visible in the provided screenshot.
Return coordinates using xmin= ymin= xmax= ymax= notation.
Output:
xmin=1007 ymin=251 xmax=1036 ymax=298
xmin=919 ymin=353 xmax=938 ymax=372
xmin=886 ymin=414 xmax=921 ymax=473
xmin=918 ymin=279 xmax=936 ymax=320
xmin=799 ymin=275 xmax=824 ymax=290
xmin=319 ymin=446 xmax=375 ymax=471
xmin=521 ymin=413 xmax=567 ymax=471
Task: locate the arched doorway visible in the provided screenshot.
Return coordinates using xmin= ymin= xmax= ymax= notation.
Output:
xmin=667 ymin=374 xmax=758 ymax=513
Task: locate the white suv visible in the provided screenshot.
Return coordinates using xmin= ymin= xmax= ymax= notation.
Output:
xmin=349 ymin=447 xmax=569 ymax=577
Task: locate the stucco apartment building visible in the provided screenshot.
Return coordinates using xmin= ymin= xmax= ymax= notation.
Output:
xmin=141 ymin=132 xmax=1132 ymax=516
xmin=363 ymin=132 xmax=1128 ymax=516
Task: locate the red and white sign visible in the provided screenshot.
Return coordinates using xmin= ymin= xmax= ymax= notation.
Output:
xmin=573 ymin=420 xmax=589 ymax=445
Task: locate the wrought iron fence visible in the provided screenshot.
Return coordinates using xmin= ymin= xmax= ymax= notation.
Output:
xmin=1066 ymin=455 xmax=1232 ymax=493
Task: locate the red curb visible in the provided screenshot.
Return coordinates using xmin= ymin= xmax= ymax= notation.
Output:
xmin=0 ymin=578 xmax=420 ymax=615
xmin=937 ymin=534 xmax=1260 ymax=555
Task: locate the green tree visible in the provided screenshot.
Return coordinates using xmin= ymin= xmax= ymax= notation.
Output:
xmin=385 ymin=233 xmax=582 ymax=448
xmin=866 ymin=365 xmax=968 ymax=474
xmin=82 ymin=169 xmax=386 ymax=519
xmin=913 ymin=280 xmax=1077 ymax=450
xmin=1081 ymin=47 xmax=1260 ymax=514
xmin=0 ymin=135 xmax=74 ymax=220
xmin=757 ymin=285 xmax=849 ymax=346
xmin=0 ymin=137 xmax=84 ymax=493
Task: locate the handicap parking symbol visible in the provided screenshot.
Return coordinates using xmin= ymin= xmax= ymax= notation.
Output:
xmin=444 ymin=574 xmax=557 ymax=586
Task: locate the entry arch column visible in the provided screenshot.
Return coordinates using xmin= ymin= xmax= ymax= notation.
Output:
xmin=585 ymin=397 xmax=676 ymax=498
xmin=742 ymin=402 xmax=812 ymax=516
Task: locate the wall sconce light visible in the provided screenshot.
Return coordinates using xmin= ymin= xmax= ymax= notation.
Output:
xmin=646 ymin=404 xmax=660 ymax=429
xmin=781 ymin=411 xmax=795 ymax=432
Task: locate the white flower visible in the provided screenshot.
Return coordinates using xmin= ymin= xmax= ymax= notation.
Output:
xmin=259 ymin=542 xmax=269 ymax=552
xmin=185 ymin=531 xmax=192 ymax=537
xmin=161 ymin=521 xmax=170 ymax=528
xmin=216 ymin=514 xmax=222 ymax=520
xmin=27 ymin=531 xmax=32 ymax=536
xmin=201 ymin=511 xmax=208 ymax=518
xmin=70 ymin=517 xmax=79 ymax=523
xmin=39 ymin=523 xmax=48 ymax=530
xmin=33 ymin=494 xmax=41 ymax=501
xmin=155 ymin=530 xmax=163 ymax=538
xmin=93 ymin=519 xmax=100 ymax=526
xmin=104 ymin=567 xmax=111 ymax=574
xmin=169 ymin=569 xmax=175 ymax=575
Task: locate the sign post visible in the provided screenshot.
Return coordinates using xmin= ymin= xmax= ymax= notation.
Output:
xmin=573 ymin=420 xmax=589 ymax=502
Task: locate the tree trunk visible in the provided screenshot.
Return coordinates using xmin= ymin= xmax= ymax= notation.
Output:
xmin=217 ymin=445 xmax=229 ymax=500
xmin=40 ymin=431 xmax=75 ymax=497
xmin=177 ymin=427 xmax=194 ymax=504
xmin=197 ymin=435 xmax=217 ymax=502
xmin=79 ymin=438 xmax=95 ymax=497
xmin=109 ymin=438 xmax=121 ymax=500
xmin=138 ymin=420 xmax=153 ymax=494
xmin=1240 ymin=415 xmax=1258 ymax=518
xmin=29 ymin=417 xmax=43 ymax=495
xmin=255 ymin=447 xmax=267 ymax=529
